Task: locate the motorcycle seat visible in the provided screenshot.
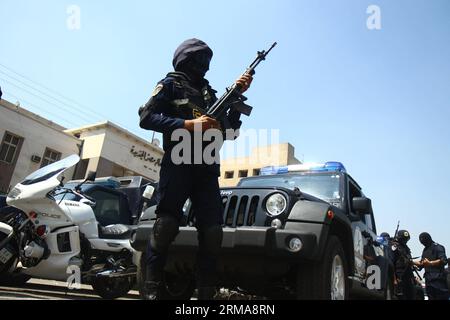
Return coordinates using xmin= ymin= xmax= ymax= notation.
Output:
xmin=99 ymin=224 xmax=132 ymax=239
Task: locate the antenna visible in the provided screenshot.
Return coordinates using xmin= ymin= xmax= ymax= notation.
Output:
xmin=394 ymin=220 xmax=400 ymax=239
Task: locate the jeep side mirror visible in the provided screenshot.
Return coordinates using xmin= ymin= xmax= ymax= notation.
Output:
xmin=352 ymin=197 xmax=372 ymax=214
xmin=142 ymin=185 xmax=155 ymax=200
xmin=80 ymin=198 xmax=96 ymax=208
xmin=75 ymin=171 xmax=97 ymax=192
xmin=86 ymin=171 xmax=96 ymax=182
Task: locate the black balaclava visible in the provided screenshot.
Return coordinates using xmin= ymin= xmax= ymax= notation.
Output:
xmin=172 ymin=38 xmax=213 ymax=84
xmin=419 ymin=232 xmax=433 ymax=248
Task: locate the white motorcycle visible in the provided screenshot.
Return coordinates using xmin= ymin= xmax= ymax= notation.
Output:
xmin=0 ymin=154 xmax=143 ymax=299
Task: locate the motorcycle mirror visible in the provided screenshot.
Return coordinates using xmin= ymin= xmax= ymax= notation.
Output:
xmin=142 ymin=185 xmax=155 ymax=200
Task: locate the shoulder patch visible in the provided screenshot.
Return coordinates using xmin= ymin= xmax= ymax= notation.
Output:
xmin=152 ymin=84 xmax=164 ymax=97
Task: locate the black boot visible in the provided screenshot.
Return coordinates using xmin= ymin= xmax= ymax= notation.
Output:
xmin=143 ymin=280 xmax=160 ymax=300
xmin=197 ymin=286 xmax=216 ymax=300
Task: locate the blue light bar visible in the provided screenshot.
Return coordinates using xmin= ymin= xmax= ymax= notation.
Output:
xmin=260 ymin=165 xmax=289 ymax=176
xmin=259 ymin=161 xmax=346 ymax=176
xmin=92 ymin=177 xmax=121 ymax=189
xmin=323 ymin=161 xmax=346 ymax=172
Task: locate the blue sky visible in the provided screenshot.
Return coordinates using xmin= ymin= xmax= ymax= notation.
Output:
xmin=1 ymin=0 xmax=449 ymax=257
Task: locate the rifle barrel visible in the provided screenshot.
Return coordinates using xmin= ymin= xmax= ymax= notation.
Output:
xmin=208 ymin=42 xmax=277 ymax=118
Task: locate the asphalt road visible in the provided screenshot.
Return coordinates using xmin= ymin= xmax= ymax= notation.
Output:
xmin=0 ymin=279 xmax=260 ymax=300
xmin=0 ymin=278 xmax=140 ymax=300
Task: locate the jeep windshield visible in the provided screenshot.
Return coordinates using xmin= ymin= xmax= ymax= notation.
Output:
xmin=238 ymin=173 xmax=342 ymax=204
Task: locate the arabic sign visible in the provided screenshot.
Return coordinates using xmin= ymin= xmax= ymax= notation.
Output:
xmin=130 ymin=146 xmax=162 ymax=167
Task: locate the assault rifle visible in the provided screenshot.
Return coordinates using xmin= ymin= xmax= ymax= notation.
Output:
xmin=207 ymin=42 xmax=277 ymax=120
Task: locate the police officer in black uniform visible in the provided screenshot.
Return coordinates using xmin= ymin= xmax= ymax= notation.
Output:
xmin=138 ymin=38 xmax=252 ymax=300
xmin=414 ymin=232 xmax=449 ymax=300
xmin=379 ymin=232 xmax=394 ymax=264
xmin=392 ymin=230 xmax=416 ymax=300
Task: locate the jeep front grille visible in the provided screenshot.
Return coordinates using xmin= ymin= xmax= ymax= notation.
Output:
xmin=186 ymin=195 xmax=260 ymax=227
xmin=223 ymin=195 xmax=260 ymax=227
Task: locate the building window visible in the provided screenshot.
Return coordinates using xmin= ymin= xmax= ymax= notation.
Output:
xmin=0 ymin=132 xmax=22 ymax=164
xmin=224 ymin=171 xmax=234 ymax=179
xmin=41 ymin=148 xmax=62 ymax=168
xmin=238 ymin=170 xmax=248 ymax=178
xmin=252 ymin=168 xmax=261 ymax=176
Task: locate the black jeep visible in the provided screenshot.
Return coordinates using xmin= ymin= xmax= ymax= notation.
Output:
xmin=131 ymin=162 xmax=393 ymax=300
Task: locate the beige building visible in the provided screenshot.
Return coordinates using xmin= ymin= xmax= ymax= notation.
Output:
xmin=0 ymin=98 xmax=164 ymax=194
xmin=219 ymin=143 xmax=302 ymax=187
xmin=0 ymin=99 xmax=81 ymax=193
xmin=65 ymin=121 xmax=164 ymax=182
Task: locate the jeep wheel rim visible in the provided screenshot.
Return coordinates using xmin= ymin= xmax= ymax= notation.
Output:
xmin=331 ymin=255 xmax=345 ymax=300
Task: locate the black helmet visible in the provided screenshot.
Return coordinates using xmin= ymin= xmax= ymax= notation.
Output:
xmin=396 ymin=230 xmax=410 ymax=243
xmin=380 ymin=232 xmax=390 ymax=239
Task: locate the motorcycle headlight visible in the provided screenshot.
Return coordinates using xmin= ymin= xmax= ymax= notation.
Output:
xmin=265 ymin=193 xmax=287 ymax=217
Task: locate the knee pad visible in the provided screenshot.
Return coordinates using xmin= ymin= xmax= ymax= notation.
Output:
xmin=199 ymin=225 xmax=223 ymax=256
xmin=150 ymin=215 xmax=180 ymax=253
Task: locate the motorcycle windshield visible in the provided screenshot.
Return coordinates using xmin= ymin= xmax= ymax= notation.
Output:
xmin=20 ymin=154 xmax=80 ymax=186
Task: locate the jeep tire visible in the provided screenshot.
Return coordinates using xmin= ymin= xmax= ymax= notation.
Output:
xmin=296 ymin=235 xmax=349 ymax=300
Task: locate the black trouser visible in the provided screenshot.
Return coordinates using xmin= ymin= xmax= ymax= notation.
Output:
xmin=396 ymin=273 xmax=416 ymax=300
xmin=426 ymin=280 xmax=449 ymax=300
xmin=146 ymin=164 xmax=223 ymax=287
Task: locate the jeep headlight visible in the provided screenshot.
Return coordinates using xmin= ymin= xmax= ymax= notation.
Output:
xmin=265 ymin=193 xmax=287 ymax=216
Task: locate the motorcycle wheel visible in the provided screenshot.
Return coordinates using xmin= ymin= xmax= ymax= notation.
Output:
xmin=0 ymin=272 xmax=31 ymax=286
xmin=0 ymin=258 xmax=31 ymax=286
xmin=91 ymin=277 xmax=133 ymax=300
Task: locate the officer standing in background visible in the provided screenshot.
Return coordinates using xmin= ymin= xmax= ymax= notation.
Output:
xmin=392 ymin=230 xmax=416 ymax=300
xmin=414 ymin=232 xmax=449 ymax=300
xmin=138 ymin=38 xmax=252 ymax=300
xmin=379 ymin=232 xmax=394 ymax=264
